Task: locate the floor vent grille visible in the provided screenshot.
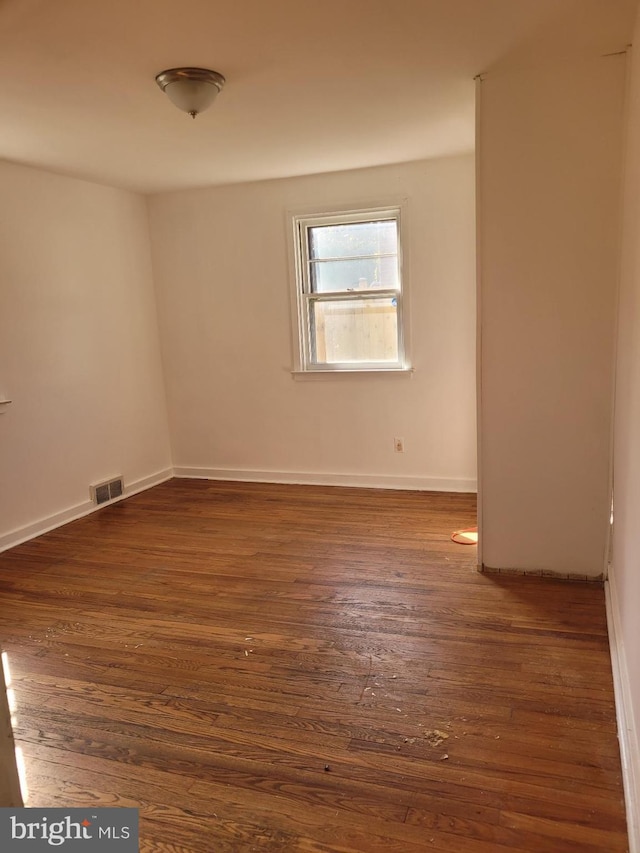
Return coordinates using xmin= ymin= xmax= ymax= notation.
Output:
xmin=90 ymin=476 xmax=124 ymax=505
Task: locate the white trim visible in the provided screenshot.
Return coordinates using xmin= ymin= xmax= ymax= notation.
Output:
xmin=173 ymin=467 xmax=477 ymax=493
xmin=291 ymin=367 xmax=414 ymax=380
xmin=0 ymin=466 xmax=478 ymax=553
xmin=124 ymin=469 xmax=174 ymax=498
xmin=0 ymin=468 xmax=173 ymax=554
xmin=606 ymin=567 xmax=639 ymax=853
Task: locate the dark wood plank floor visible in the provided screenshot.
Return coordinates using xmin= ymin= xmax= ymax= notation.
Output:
xmin=0 ymin=479 xmax=628 ymax=852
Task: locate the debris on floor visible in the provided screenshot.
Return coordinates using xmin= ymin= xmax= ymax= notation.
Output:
xmin=423 ymin=729 xmax=449 ymax=748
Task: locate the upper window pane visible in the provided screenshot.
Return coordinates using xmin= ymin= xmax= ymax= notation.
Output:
xmin=309 ymin=220 xmax=398 ymax=260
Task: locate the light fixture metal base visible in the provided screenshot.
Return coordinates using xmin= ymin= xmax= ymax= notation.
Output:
xmin=155 ymin=67 xmax=225 ymax=118
xmin=155 ymin=67 xmax=225 ymax=91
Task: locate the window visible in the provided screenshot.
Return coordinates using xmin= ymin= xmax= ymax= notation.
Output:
xmin=290 ymin=206 xmax=409 ymax=372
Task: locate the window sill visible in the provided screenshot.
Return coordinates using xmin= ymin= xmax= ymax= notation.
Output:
xmin=291 ymin=367 xmax=414 ymax=380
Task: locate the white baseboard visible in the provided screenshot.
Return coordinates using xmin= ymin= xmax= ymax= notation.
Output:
xmin=0 ymin=466 xmax=475 ymax=553
xmin=172 ymin=466 xmax=477 ymax=493
xmin=0 ymin=468 xmax=173 ymax=554
xmin=606 ymin=567 xmax=639 ymax=853
xmin=125 ymin=469 xmax=173 ymax=499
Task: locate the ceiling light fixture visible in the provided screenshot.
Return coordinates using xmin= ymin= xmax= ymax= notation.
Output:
xmin=155 ymin=67 xmax=225 ymax=119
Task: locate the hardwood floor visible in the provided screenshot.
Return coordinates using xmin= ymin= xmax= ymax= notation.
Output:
xmin=0 ymin=479 xmax=627 ymax=852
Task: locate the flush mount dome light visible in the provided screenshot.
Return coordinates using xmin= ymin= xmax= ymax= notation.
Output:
xmin=155 ymin=67 xmax=225 ymax=119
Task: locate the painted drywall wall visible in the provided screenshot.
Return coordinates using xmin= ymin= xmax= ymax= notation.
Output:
xmin=0 ymin=161 xmax=172 ymax=546
xmin=612 ymin=22 xmax=640 ymax=837
xmin=148 ymin=155 xmax=477 ymax=490
xmin=477 ymin=54 xmax=626 ymax=576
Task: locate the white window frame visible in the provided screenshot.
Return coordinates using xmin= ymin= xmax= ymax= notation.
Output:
xmin=289 ymin=204 xmax=411 ymax=374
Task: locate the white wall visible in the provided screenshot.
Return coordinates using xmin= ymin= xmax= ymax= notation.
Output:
xmin=477 ymin=54 xmax=627 ymax=577
xmin=148 ymin=156 xmax=477 ymax=491
xmin=0 ymin=162 xmax=172 ymax=548
xmin=611 ymin=19 xmax=640 ymax=839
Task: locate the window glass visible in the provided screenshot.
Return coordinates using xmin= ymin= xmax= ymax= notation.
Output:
xmin=309 ymin=220 xmax=398 ymax=260
xmin=310 ymin=256 xmax=399 ymax=293
xmin=311 ymin=297 xmax=399 ymax=364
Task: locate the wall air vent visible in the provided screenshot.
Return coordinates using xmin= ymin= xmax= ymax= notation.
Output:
xmin=90 ymin=476 xmax=125 ymax=505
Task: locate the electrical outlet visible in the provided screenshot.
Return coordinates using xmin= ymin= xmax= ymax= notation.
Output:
xmin=394 ymin=437 xmax=404 ymax=453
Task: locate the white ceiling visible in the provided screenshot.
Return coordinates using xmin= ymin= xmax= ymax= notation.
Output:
xmin=0 ymin=0 xmax=636 ymax=193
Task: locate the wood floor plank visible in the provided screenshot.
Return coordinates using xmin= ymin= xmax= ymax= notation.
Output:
xmin=0 ymin=479 xmax=628 ymax=851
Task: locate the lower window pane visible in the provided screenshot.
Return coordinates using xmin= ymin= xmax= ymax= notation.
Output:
xmin=311 ymin=298 xmax=399 ymax=364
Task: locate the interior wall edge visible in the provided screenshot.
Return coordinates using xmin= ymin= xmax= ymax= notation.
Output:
xmin=0 ymin=468 xmax=173 ymax=554
xmin=606 ymin=564 xmax=640 ymax=853
xmin=474 ymin=73 xmax=484 ymax=569
xmin=172 ymin=467 xmax=477 ymax=493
